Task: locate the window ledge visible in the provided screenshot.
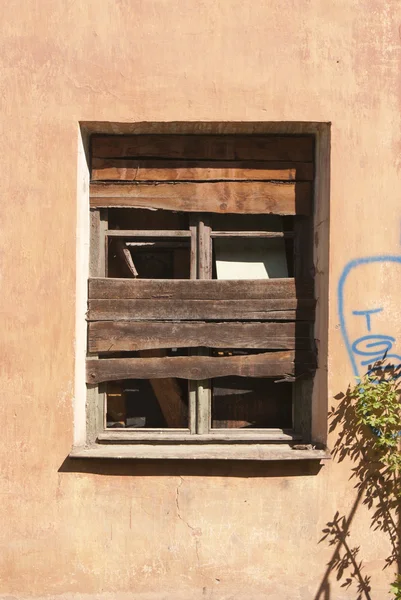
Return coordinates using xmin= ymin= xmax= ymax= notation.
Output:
xmin=70 ymin=443 xmax=331 ymax=461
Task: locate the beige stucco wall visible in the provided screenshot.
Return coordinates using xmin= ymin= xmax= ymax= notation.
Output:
xmin=1 ymin=1 xmax=401 ymax=598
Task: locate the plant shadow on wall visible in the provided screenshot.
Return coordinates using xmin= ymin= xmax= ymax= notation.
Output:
xmin=314 ymin=363 xmax=401 ymax=600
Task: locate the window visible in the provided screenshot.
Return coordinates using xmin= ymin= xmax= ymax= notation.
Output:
xmin=80 ymin=132 xmax=326 ymax=460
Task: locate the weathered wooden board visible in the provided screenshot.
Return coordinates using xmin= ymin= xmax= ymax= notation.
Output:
xmin=87 ymin=298 xmax=315 ymax=321
xmin=98 ymin=430 xmax=302 ymax=441
xmin=88 ymin=277 xmax=313 ymax=300
xmin=294 ymin=216 xmax=314 ymax=285
xmin=106 ymin=230 xmax=191 ymax=238
xmin=70 ymin=443 xmax=331 ymax=461
xmin=91 ymin=158 xmax=314 ymax=182
xmin=91 ymin=135 xmax=314 ymax=161
xmin=138 ymin=349 xmax=187 ymax=428
xmin=210 ymin=231 xmax=294 ymax=238
xmin=86 ymin=351 xmax=316 ymax=383
xmin=88 ymin=321 xmax=312 ymax=353
xmin=89 ymin=181 xmax=312 ymax=215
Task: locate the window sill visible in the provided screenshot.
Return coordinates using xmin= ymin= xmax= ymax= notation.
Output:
xmin=97 ymin=430 xmax=302 ymax=442
xmin=70 ymin=443 xmax=330 ymax=461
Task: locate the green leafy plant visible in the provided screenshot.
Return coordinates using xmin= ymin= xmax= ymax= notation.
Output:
xmin=390 ymin=575 xmax=401 ymax=600
xmin=352 ymin=369 xmax=401 ymax=598
xmin=353 ymin=372 xmax=401 ymax=472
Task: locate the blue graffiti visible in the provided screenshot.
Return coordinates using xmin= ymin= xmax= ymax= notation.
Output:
xmin=352 ymin=308 xmax=383 ymax=332
xmin=338 ymin=255 xmax=401 ymax=379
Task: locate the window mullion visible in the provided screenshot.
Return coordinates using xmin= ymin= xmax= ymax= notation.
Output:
xmin=196 ymin=216 xmax=212 ymax=434
xmin=188 ymin=216 xmax=199 ymax=434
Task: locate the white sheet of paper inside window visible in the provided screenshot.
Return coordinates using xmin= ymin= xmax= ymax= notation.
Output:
xmin=214 ymin=237 xmax=288 ymax=280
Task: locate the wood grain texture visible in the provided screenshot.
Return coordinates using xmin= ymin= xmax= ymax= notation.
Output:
xmin=138 ymin=349 xmax=187 ymax=428
xmin=88 ymin=321 xmax=312 ymax=353
xmin=88 ymin=277 xmax=313 ymax=300
xmin=97 ymin=430 xmax=302 ymax=441
xmin=89 ymin=210 xmax=107 ymax=278
xmin=114 ymin=239 xmax=138 ymax=277
xmin=89 ymin=181 xmax=312 ymax=215
xmin=87 ymin=298 xmax=315 ymax=321
xmin=91 ymin=158 xmax=314 ymax=182
xmin=198 ymin=218 xmax=211 ymax=280
xmin=106 ymin=229 xmax=191 ymax=238
xmin=70 ymin=443 xmax=330 ymax=461
xmin=86 ymin=351 xmax=315 ymax=383
xmin=210 ymin=231 xmax=294 ymax=238
xmin=91 ymin=134 xmax=314 ymax=161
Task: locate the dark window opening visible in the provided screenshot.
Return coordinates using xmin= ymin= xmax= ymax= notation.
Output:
xmin=211 ymin=376 xmax=292 ymax=429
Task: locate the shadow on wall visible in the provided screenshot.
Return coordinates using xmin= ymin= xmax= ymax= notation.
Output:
xmin=314 ymin=255 xmax=401 ymax=599
xmin=59 ymin=456 xmax=323 ymax=478
xmin=314 ymin=369 xmax=401 ymax=600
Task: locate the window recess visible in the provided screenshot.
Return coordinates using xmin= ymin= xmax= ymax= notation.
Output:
xmin=82 ymin=133 xmax=324 ymax=460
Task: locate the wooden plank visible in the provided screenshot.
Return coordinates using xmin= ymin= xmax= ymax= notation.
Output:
xmin=196 ymin=347 xmax=211 ymax=434
xmin=293 ymin=215 xmax=315 ymax=441
xmin=198 ymin=218 xmax=211 ymax=280
xmin=197 ymin=218 xmax=212 ymax=433
xmin=189 ymin=217 xmax=197 ymax=279
xmin=87 ymin=298 xmax=315 ymax=321
xmin=211 ymin=231 xmax=294 ymax=238
xmin=97 ymin=430 xmax=302 ymax=442
xmin=294 ymin=216 xmax=314 ymax=285
xmin=91 ymin=158 xmax=314 ymax=182
xmin=196 ymin=376 xmax=211 ymax=435
xmin=189 ymin=379 xmax=197 ymax=433
xmin=86 ymin=351 xmax=316 ymax=384
xmin=70 ymin=443 xmax=331 ymax=461
xmin=88 ymin=277 xmax=313 ymax=300
xmin=88 ymin=210 xmax=107 ymax=441
xmin=114 ymin=240 xmax=138 ymax=277
xmin=124 ymin=241 xmax=188 ymax=248
xmin=91 ymin=135 xmax=314 ymax=162
xmin=139 ymin=349 xmax=187 ymax=428
xmin=88 ymin=321 xmax=312 ymax=353
xmin=89 ymin=210 xmax=107 ymax=278
xmin=293 ymin=376 xmax=313 ymax=442
xmin=89 ymin=181 xmax=312 ymax=215
xmin=106 ymin=229 xmax=191 ymax=238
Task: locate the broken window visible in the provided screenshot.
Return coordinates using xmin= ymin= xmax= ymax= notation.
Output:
xmin=86 ymin=133 xmax=316 ymax=451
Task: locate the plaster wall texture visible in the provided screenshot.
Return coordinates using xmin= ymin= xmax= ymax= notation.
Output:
xmin=1 ymin=1 xmax=401 ymax=598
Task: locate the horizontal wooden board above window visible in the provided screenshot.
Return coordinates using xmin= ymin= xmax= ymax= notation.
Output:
xmin=91 ymin=159 xmax=314 ymax=182
xmin=91 ymin=134 xmax=314 ymax=162
xmin=89 ymin=181 xmax=312 ymax=215
xmin=90 ymin=135 xmax=314 ymax=214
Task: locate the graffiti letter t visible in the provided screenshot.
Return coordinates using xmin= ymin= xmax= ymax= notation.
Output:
xmin=352 ymin=308 xmax=383 ymax=332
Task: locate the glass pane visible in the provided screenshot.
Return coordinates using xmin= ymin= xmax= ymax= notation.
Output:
xmin=108 ymin=237 xmax=190 ymax=278
xmin=105 ymin=348 xmax=190 ymax=429
xmin=106 ymin=378 xmax=189 ymax=429
xmin=211 ymin=376 xmax=292 ymax=429
xmin=212 ymin=237 xmax=289 ymax=279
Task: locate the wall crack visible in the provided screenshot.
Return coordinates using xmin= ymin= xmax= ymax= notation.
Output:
xmin=175 ymin=476 xmax=201 ymax=565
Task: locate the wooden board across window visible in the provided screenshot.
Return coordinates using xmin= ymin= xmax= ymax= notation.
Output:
xmin=90 ymin=134 xmax=314 ymax=215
